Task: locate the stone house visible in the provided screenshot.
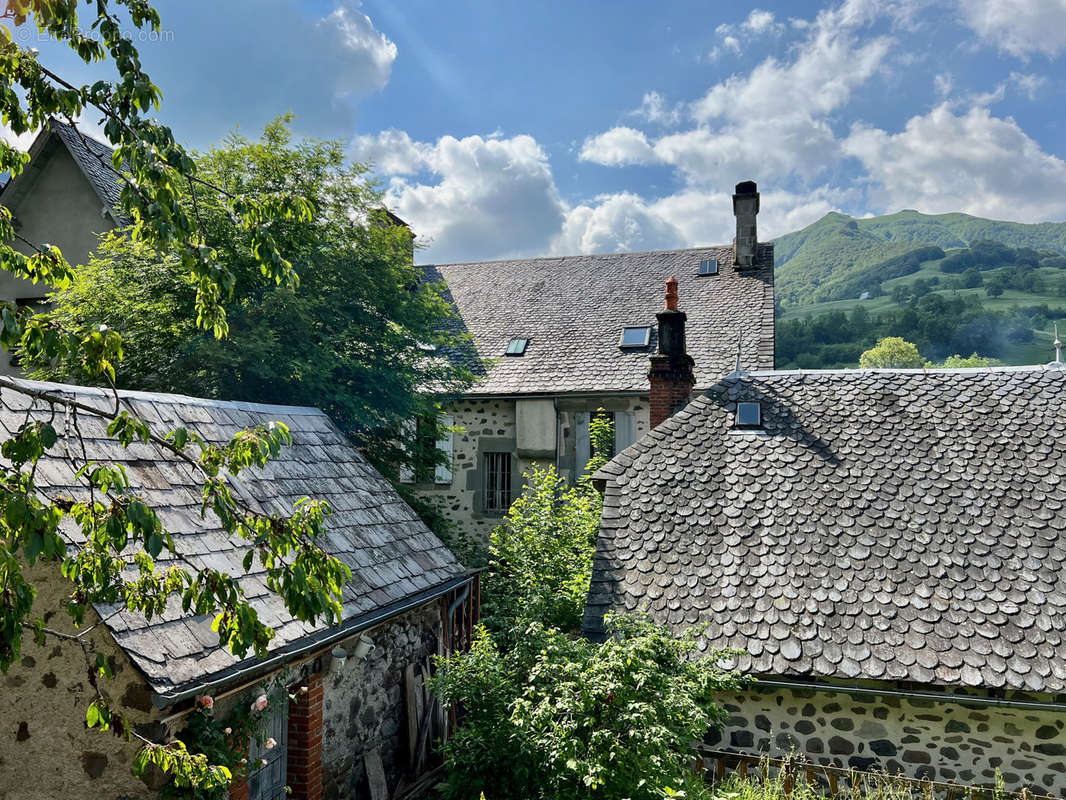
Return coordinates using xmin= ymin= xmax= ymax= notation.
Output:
xmin=0 ymin=379 xmax=478 ymax=800
xmin=411 ymin=182 xmax=775 ymax=541
xmin=584 ymin=364 xmax=1066 ymax=794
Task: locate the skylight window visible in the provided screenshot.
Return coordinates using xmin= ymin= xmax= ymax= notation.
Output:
xmin=737 ymin=402 xmax=762 ymax=428
xmin=505 ymin=338 xmax=529 ymax=356
xmin=619 ymin=326 xmax=651 ymax=348
xmin=698 ymin=259 xmax=719 ymax=276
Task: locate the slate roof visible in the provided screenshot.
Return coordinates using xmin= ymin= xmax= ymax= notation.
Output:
xmin=47 ymin=118 xmax=125 ymax=217
xmin=421 ymin=243 xmax=774 ymax=396
xmin=584 ymin=366 xmax=1066 ymax=694
xmin=2 ymin=379 xmax=466 ymax=697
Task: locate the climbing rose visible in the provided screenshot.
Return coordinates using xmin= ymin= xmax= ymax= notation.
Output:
xmin=265 ymin=738 xmax=277 ymax=750
xmin=224 ymin=727 xmax=232 ymax=735
xmin=261 ymin=759 xmax=268 ymax=767
xmin=197 ymin=695 xmax=214 ymax=709
xmin=251 ymin=694 xmax=268 ymax=712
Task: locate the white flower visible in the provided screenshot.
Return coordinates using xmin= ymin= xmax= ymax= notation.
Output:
xmin=251 ymin=694 xmax=268 ymax=712
xmin=260 ymin=758 xmax=268 ymax=767
xmin=264 ymin=737 xmax=277 ymax=750
xmin=224 ymin=727 xmax=232 ymax=735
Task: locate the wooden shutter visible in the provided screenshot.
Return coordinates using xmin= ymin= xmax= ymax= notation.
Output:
xmin=615 ymin=411 xmax=637 ymax=452
xmin=575 ymin=412 xmax=590 ymax=476
xmin=435 ymin=414 xmax=454 ymax=484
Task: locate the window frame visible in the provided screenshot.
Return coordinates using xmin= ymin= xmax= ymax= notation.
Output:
xmin=505 ymin=337 xmax=529 ymax=356
xmin=618 ymin=326 xmax=651 ymax=349
xmin=698 ymin=258 xmax=719 ymax=276
xmin=736 ymin=401 xmax=762 ymax=428
xmin=483 ymin=451 xmax=513 ymax=513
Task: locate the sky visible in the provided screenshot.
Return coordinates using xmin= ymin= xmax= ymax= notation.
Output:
xmin=5 ymin=0 xmax=1066 ymax=264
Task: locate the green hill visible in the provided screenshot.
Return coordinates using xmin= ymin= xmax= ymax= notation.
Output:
xmin=772 ymin=211 xmax=1066 ymax=369
xmin=774 ymin=210 xmax=1066 ymax=307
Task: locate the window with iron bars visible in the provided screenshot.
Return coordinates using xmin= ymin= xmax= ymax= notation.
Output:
xmin=483 ymin=452 xmax=513 ymax=513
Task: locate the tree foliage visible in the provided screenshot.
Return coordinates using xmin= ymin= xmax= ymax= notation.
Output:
xmin=859 ymin=337 xmax=928 ymax=369
xmin=431 ymin=615 xmax=745 ymax=800
xmin=0 ymin=1 xmax=358 ymax=790
xmin=24 ymin=117 xmax=477 ymax=477
xmin=481 ymin=465 xmax=601 ymax=636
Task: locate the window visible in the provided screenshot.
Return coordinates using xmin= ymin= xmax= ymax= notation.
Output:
xmin=737 ymin=402 xmax=762 ymax=428
xmin=619 ymin=326 xmax=651 ymax=348
xmin=246 ymin=697 xmax=288 ymax=800
xmin=484 ymin=452 xmax=513 ymax=512
xmin=505 ymin=338 xmax=529 ymax=356
xmin=698 ymin=259 xmax=719 ymax=276
xmin=399 ymin=415 xmax=453 ymax=484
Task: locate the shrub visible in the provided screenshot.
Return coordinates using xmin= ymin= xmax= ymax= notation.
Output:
xmin=431 ymin=614 xmax=745 ymax=800
xmin=481 ymin=465 xmax=601 ymax=635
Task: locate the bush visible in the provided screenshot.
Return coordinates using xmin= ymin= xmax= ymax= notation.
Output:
xmin=431 ymin=614 xmax=745 ymax=800
xmin=480 ymin=465 xmax=601 ymax=635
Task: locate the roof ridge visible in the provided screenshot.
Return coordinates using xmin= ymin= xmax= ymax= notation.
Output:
xmin=741 ymin=365 xmax=1063 ymax=378
xmin=421 ymin=243 xmax=741 ymax=269
xmin=7 ymin=377 xmax=325 ymax=417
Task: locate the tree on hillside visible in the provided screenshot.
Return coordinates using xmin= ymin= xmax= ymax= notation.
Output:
xmin=0 ymin=1 xmax=355 ymax=789
xmin=939 ymin=353 xmax=1001 ymax=368
xmin=24 ymin=117 xmax=479 ymax=479
xmin=859 ymin=337 xmax=928 ymax=369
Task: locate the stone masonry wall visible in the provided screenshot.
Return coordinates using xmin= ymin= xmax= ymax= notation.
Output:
xmin=0 ymin=566 xmax=158 ymax=800
xmin=320 ymin=602 xmax=442 ymax=799
xmin=706 ymin=685 xmax=1066 ymax=796
xmin=415 ymin=396 xmax=651 ymax=547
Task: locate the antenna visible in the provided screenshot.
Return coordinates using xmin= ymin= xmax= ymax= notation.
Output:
xmin=1048 ymin=323 xmax=1064 ymax=370
xmin=729 ymin=341 xmax=748 ymax=378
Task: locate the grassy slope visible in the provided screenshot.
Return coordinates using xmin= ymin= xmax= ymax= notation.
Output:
xmin=774 ymin=210 xmax=1066 ymax=307
xmin=774 ymin=211 xmax=1066 ymax=365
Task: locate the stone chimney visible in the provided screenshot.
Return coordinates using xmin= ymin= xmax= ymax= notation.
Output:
xmin=732 ymin=180 xmax=760 ymax=268
xmin=649 ymin=277 xmax=695 ymax=428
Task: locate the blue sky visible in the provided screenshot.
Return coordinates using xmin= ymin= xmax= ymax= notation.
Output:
xmin=5 ymin=0 xmax=1066 ymax=263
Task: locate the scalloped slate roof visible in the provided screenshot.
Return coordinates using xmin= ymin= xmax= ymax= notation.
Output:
xmin=584 ymin=366 xmax=1066 ymax=694
xmin=421 ymin=243 xmax=774 ymax=396
xmin=2 ymin=379 xmax=466 ymax=697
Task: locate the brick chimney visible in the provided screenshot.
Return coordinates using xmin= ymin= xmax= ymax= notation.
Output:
xmin=732 ymin=180 xmax=760 ymax=268
xmin=649 ymin=277 xmax=695 ymax=428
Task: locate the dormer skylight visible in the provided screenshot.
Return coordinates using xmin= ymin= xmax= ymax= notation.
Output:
xmin=737 ymin=401 xmax=762 ymax=428
xmin=619 ymin=326 xmax=651 ymax=348
xmin=505 ymin=337 xmax=529 ymax=356
xmin=698 ymin=259 xmax=719 ymax=276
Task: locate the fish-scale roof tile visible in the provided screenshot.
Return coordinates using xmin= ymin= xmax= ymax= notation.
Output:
xmin=584 ymin=366 xmax=1066 ymax=694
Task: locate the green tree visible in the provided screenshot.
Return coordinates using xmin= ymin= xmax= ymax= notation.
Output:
xmin=939 ymin=353 xmax=1002 ymax=367
xmin=961 ymin=268 xmax=983 ymax=289
xmin=859 ymin=337 xmax=928 ymax=368
xmin=431 ymin=614 xmax=745 ymax=800
xmin=0 ymin=1 xmax=352 ymax=790
xmin=482 ymin=466 xmax=601 ymax=636
xmin=25 ymin=118 xmax=477 ymax=478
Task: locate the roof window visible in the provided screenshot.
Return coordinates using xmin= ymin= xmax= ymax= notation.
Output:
xmin=736 ymin=401 xmax=762 ymax=428
xmin=505 ymin=338 xmax=529 ymax=356
xmin=619 ymin=326 xmax=651 ymax=348
xmin=698 ymin=259 xmax=719 ymax=276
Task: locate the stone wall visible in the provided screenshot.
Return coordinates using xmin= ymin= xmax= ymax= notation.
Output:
xmin=320 ymin=602 xmax=443 ymax=799
xmin=415 ymin=395 xmax=651 ymax=545
xmin=707 ymin=684 xmax=1066 ymax=795
xmin=0 ymin=567 xmax=158 ymax=800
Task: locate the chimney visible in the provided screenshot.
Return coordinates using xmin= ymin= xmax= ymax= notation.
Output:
xmin=649 ymin=277 xmax=695 ymax=429
xmin=732 ymin=180 xmax=760 ymax=268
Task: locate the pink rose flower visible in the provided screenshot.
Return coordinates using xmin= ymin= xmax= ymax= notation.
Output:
xmin=224 ymin=727 xmax=232 ymax=735
xmin=265 ymin=737 xmax=277 ymax=750
xmin=197 ymin=695 xmax=214 ymax=709
xmin=251 ymin=694 xmax=268 ymax=712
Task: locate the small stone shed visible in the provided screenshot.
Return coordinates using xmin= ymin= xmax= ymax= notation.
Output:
xmin=584 ymin=367 xmax=1066 ymax=795
xmin=0 ymin=379 xmax=477 ymax=800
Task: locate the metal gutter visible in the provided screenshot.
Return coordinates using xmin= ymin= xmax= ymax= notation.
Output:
xmin=153 ymin=570 xmax=479 ymax=707
xmin=753 ymin=677 xmax=1066 ymax=713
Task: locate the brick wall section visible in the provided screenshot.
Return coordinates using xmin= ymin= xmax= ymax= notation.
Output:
xmin=649 ymin=356 xmax=695 ymax=428
xmin=288 ymin=672 xmax=325 ymax=800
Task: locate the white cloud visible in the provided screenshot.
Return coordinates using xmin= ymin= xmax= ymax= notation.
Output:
xmin=579 ymin=127 xmax=658 ymax=167
xmin=742 ymin=9 xmax=783 ymax=35
xmin=0 ymin=124 xmax=41 ymax=152
xmin=958 ymin=0 xmax=1066 ymax=59
xmin=843 ymin=103 xmax=1066 ymax=221
xmin=631 ymin=91 xmax=682 ymax=126
xmin=366 ymin=133 xmax=566 ymax=263
xmin=351 ymin=129 xmax=430 ymax=174
xmin=1009 ymin=71 xmax=1048 ymax=99
xmin=934 ymin=72 xmax=953 ymax=97
xmin=722 ymin=35 xmax=742 ymax=54
xmin=554 ymin=193 xmax=686 ymax=255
